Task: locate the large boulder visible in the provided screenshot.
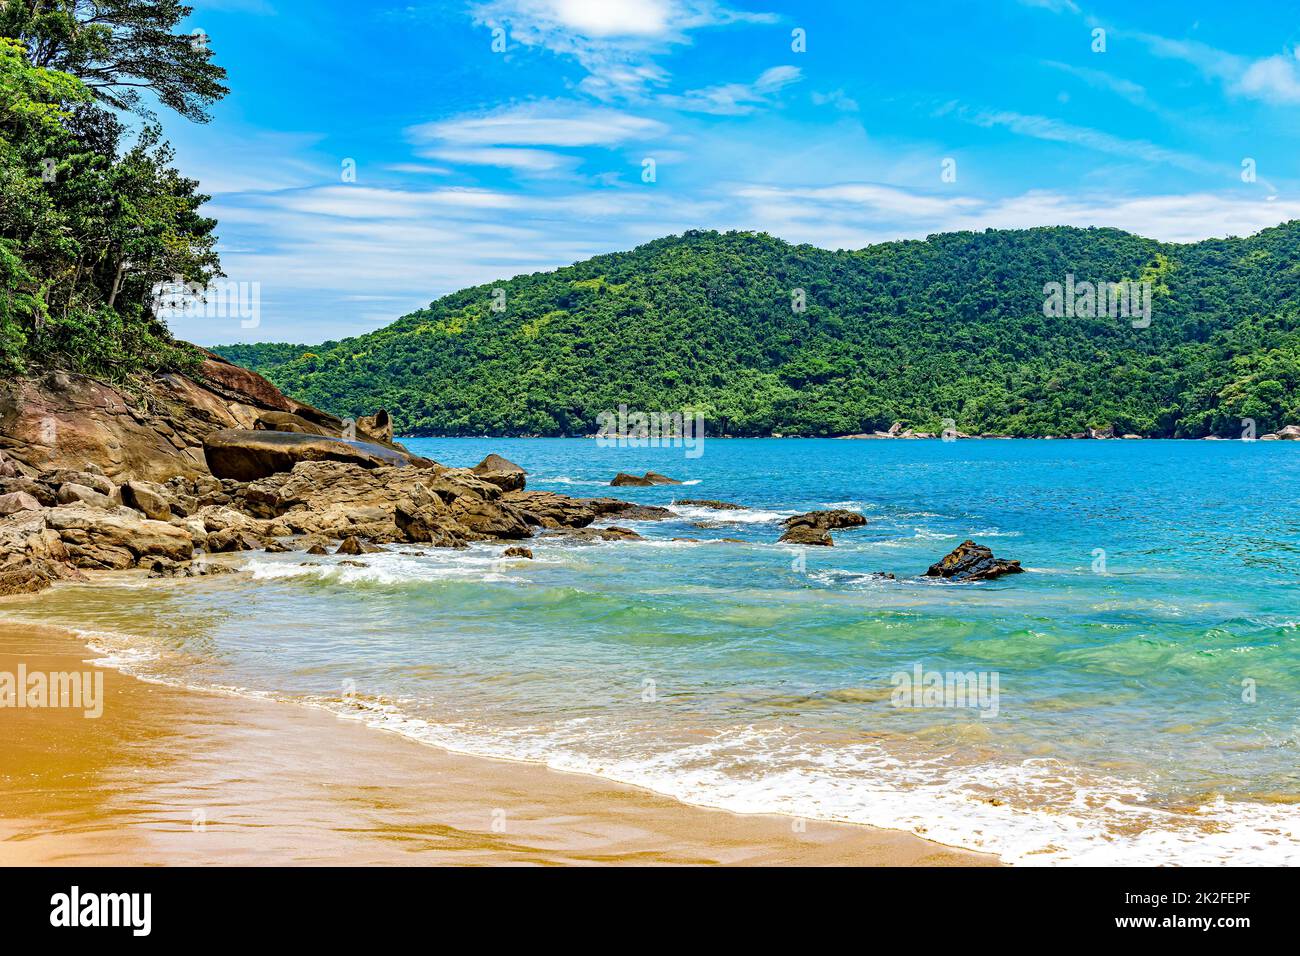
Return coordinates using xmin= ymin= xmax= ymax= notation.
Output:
xmin=203 ymin=428 xmax=433 ymax=481
xmin=121 ymin=480 xmax=173 ymax=521
xmin=780 ymin=525 xmax=833 ymax=546
xmin=779 ymin=509 xmax=866 ymax=545
xmin=0 ymin=491 xmax=42 ymax=515
xmin=924 ymin=540 xmax=1023 ymax=582
xmin=1276 ymin=425 xmax=1300 ymax=440
xmin=449 ymin=496 xmax=533 ymax=540
xmin=41 ymin=506 xmax=193 ymax=570
xmin=472 ymin=453 xmax=527 ymax=492
xmin=56 ymin=482 xmax=118 ymax=510
xmin=502 ymin=490 xmax=595 ymax=529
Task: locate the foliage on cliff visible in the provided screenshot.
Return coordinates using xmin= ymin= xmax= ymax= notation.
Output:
xmin=0 ymin=1 xmax=224 ymax=383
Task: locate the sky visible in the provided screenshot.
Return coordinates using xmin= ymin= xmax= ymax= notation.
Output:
xmin=159 ymin=0 xmax=1300 ymax=345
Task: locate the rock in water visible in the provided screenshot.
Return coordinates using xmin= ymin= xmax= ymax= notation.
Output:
xmin=924 ymin=540 xmax=1024 ymax=581
xmin=502 ymin=546 xmax=533 ymax=559
xmin=610 ymin=472 xmax=682 ymax=486
xmin=780 ymin=525 xmax=834 ymax=546
xmin=203 ymin=428 xmax=431 ymax=481
xmin=673 ymin=498 xmax=746 ymax=510
xmin=779 ymin=509 xmax=866 ymax=545
xmin=336 ymin=535 xmax=383 ymax=555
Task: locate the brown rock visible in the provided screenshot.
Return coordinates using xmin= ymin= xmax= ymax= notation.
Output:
xmin=0 ymin=563 xmax=52 ymax=596
xmin=610 ymin=471 xmax=682 ymax=487
xmin=472 ymin=453 xmax=527 ymax=492
xmin=356 ymin=410 xmax=393 ymax=444
xmin=336 ymin=535 xmax=383 ymax=555
xmin=780 ymin=525 xmax=834 ymax=546
xmin=673 ymin=498 xmax=746 ymax=510
xmin=924 ymin=540 xmax=1024 ymax=582
xmin=203 ymin=428 xmax=432 ymax=482
xmin=502 ymin=546 xmax=533 ymax=559
xmin=0 ymin=491 xmax=42 ymax=515
xmin=502 ymin=490 xmax=595 ymax=529
xmin=254 ymin=411 xmax=332 ymax=436
xmin=779 ymin=509 xmax=866 ymax=544
xmin=121 ymin=480 xmax=173 ymax=521
xmin=56 ymin=482 xmax=118 ymax=510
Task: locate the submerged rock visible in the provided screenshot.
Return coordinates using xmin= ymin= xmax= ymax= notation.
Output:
xmin=502 ymin=546 xmax=533 ymax=559
xmin=673 ymin=498 xmax=746 ymax=510
xmin=924 ymin=540 xmax=1023 ymax=582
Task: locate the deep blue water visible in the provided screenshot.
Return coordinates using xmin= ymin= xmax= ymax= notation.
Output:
xmin=10 ymin=438 xmax=1300 ymax=864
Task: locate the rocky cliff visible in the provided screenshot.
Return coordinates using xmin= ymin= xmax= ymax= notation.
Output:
xmin=0 ymin=348 xmax=399 ymax=481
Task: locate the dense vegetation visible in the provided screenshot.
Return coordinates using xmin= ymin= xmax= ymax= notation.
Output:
xmin=0 ymin=2 xmax=224 ymax=383
xmin=217 ymin=224 xmax=1300 ymax=438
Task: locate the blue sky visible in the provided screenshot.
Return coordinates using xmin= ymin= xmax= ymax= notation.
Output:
xmin=162 ymin=0 xmax=1300 ymax=345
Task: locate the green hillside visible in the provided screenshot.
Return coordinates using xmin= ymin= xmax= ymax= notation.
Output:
xmin=215 ymin=225 xmax=1300 ymax=438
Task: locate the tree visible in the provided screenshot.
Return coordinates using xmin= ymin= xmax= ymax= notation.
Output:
xmin=1 ymin=0 xmax=227 ymax=122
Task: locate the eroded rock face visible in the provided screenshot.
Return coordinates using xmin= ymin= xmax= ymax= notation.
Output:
xmin=203 ymin=429 xmax=433 ymax=482
xmin=41 ymin=506 xmax=193 ymax=570
xmin=924 ymin=540 xmax=1023 ymax=581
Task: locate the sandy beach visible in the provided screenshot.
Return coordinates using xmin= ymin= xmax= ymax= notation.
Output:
xmin=0 ymin=620 xmax=995 ymax=867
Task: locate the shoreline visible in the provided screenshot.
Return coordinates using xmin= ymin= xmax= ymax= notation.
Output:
xmin=0 ymin=618 xmax=997 ymax=867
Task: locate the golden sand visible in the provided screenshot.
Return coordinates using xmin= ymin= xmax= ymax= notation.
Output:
xmin=0 ymin=621 xmax=996 ymax=866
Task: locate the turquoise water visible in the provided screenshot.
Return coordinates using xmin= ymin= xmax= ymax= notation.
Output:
xmin=10 ymin=438 xmax=1300 ymax=864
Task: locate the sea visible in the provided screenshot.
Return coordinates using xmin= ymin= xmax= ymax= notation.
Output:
xmin=6 ymin=437 xmax=1299 ymax=865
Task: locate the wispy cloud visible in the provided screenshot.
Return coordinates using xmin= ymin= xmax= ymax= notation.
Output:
xmin=408 ymin=101 xmax=668 ymax=148
xmin=950 ymin=105 xmax=1227 ymax=178
xmin=658 ymin=65 xmax=803 ymax=115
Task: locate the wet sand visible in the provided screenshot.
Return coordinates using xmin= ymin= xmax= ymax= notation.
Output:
xmin=0 ymin=621 xmax=996 ymax=866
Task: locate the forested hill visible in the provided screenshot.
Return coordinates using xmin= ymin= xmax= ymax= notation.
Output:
xmin=215 ymin=224 xmax=1300 ymax=438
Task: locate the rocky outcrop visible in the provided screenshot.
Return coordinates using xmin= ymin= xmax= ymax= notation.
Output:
xmin=203 ymin=429 xmax=433 ymax=481
xmin=472 ymin=453 xmax=526 ymax=492
xmin=673 ymin=498 xmax=746 ymax=510
xmin=778 ymin=509 xmax=867 ymax=545
xmin=610 ymin=471 xmax=681 ymax=486
xmin=924 ymin=540 xmax=1023 ymax=581
xmin=0 ymin=345 xmax=406 ymax=484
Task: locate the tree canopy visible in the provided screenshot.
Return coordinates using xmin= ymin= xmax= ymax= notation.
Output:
xmin=0 ymin=9 xmax=223 ymax=381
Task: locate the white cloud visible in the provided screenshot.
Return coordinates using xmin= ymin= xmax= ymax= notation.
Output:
xmin=1129 ymin=32 xmax=1300 ymax=106
xmin=470 ymin=0 xmax=777 ymax=99
xmin=422 ymin=147 xmax=579 ymax=173
xmin=408 ymin=101 xmax=667 ymax=148
xmin=658 ymin=65 xmax=803 ymax=115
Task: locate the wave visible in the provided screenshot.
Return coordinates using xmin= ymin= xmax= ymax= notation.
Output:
xmin=16 ymin=608 xmax=1298 ymax=867
xmin=667 ymin=504 xmax=796 ymax=524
